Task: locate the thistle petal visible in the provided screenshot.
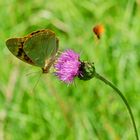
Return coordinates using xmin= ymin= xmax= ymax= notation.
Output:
xmin=54 ymin=49 xmax=81 ymax=84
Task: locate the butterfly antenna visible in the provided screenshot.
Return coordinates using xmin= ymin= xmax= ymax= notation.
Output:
xmin=32 ymin=72 xmax=42 ymax=92
xmin=25 ymin=70 xmax=41 ymax=77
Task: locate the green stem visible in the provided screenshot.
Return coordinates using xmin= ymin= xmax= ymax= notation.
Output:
xmin=95 ymin=72 xmax=139 ymax=140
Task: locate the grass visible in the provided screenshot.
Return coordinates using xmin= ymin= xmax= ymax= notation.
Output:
xmin=0 ymin=0 xmax=140 ymax=139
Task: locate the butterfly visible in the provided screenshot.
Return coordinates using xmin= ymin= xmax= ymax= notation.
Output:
xmin=93 ymin=24 xmax=104 ymax=39
xmin=6 ymin=29 xmax=59 ymax=73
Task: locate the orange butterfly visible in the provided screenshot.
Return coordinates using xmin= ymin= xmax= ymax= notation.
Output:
xmin=93 ymin=24 xmax=104 ymax=39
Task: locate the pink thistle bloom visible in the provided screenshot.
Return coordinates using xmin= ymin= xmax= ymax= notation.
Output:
xmin=54 ymin=49 xmax=81 ymax=84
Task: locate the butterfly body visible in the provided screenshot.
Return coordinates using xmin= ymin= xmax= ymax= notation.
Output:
xmin=6 ymin=29 xmax=59 ymax=73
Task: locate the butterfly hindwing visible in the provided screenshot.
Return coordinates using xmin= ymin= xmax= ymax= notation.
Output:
xmin=6 ymin=38 xmax=33 ymax=65
xmin=23 ymin=30 xmax=58 ymax=68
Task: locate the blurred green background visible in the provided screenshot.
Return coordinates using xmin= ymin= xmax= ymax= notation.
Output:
xmin=0 ymin=0 xmax=140 ymax=139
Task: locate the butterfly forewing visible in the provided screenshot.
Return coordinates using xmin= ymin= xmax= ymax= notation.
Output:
xmin=23 ymin=30 xmax=58 ymax=68
xmin=6 ymin=29 xmax=59 ymax=73
xmin=6 ymin=38 xmax=34 ymax=65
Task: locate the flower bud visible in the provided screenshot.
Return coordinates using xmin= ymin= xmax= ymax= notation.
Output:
xmin=78 ymin=61 xmax=96 ymax=80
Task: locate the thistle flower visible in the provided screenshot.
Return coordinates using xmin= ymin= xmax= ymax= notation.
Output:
xmin=54 ymin=49 xmax=138 ymax=139
xmin=54 ymin=49 xmax=81 ymax=84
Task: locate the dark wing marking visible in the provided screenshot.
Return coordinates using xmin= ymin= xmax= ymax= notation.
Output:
xmin=6 ymin=37 xmax=34 ymax=65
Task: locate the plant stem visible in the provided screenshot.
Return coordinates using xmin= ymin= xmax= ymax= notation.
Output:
xmin=95 ymin=72 xmax=139 ymax=140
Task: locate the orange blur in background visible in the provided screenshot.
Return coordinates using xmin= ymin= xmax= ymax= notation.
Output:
xmin=93 ymin=24 xmax=104 ymax=39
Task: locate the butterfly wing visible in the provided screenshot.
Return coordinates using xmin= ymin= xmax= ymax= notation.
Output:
xmin=23 ymin=30 xmax=58 ymax=68
xmin=6 ymin=38 xmax=34 ymax=65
